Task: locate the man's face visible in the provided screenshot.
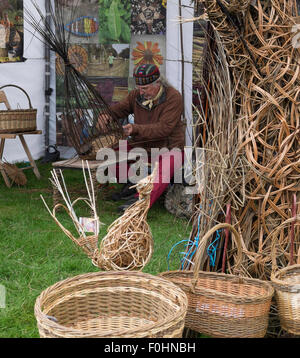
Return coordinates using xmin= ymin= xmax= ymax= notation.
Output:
xmin=136 ymin=81 xmax=160 ymax=99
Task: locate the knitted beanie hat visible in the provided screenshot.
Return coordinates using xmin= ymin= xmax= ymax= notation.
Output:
xmin=133 ymin=64 xmax=160 ymax=86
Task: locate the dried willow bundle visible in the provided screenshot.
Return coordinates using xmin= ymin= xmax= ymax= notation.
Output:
xmin=0 ymin=160 xmax=27 ymax=186
xmin=202 ymin=0 xmax=300 ymax=280
xmin=92 ymin=166 xmax=158 ymax=272
xmin=41 ymin=162 xmax=100 ymax=259
xmin=24 ymin=1 xmax=124 ymax=159
xmin=184 ymin=26 xmax=247 ymax=273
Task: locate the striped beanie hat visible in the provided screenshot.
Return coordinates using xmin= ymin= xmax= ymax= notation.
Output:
xmin=134 ymin=64 xmax=160 ymax=85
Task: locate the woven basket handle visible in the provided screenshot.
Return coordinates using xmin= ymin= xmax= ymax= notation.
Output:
xmin=0 ymin=84 xmax=33 ymax=109
xmin=192 ymin=223 xmax=242 ymax=287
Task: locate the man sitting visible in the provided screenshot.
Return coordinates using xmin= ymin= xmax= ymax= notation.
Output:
xmin=99 ymin=63 xmax=185 ymax=212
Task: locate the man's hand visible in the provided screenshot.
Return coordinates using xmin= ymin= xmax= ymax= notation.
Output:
xmin=123 ymin=124 xmax=133 ymax=137
xmin=97 ymin=113 xmax=111 ymax=133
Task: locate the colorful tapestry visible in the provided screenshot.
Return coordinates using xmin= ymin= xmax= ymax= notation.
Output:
xmin=56 ymin=0 xmax=167 ymax=146
xmin=98 ymin=0 xmax=131 ymax=44
xmin=59 ymin=0 xmax=99 ymax=44
xmin=131 ymin=0 xmax=167 ymax=35
xmin=56 ymin=43 xmax=129 ymax=78
xmin=0 ymin=0 xmax=24 ymax=63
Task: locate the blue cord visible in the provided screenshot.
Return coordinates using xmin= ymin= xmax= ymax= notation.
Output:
xmin=207 ymin=229 xmax=221 ymax=267
xmin=167 ymin=200 xmax=221 ymax=270
xmin=180 ymin=215 xmax=201 ymax=269
xmin=167 ymin=239 xmax=190 ymax=270
xmin=167 ymin=215 xmax=201 ymax=270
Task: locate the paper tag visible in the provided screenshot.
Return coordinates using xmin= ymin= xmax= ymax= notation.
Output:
xmin=79 ymin=217 xmax=98 ymax=233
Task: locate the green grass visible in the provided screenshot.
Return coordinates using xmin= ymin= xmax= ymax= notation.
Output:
xmin=0 ymin=160 xmax=192 ymax=338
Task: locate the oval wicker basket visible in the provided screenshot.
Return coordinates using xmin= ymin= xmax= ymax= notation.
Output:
xmin=0 ymin=85 xmax=37 ymax=133
xmin=160 ymin=223 xmax=274 ymax=338
xmin=34 ymin=271 xmax=188 ymax=338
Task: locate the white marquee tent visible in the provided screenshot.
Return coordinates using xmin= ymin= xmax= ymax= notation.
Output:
xmin=0 ymin=0 xmax=194 ymax=163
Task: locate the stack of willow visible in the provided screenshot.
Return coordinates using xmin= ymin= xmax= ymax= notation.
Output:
xmin=25 ymin=1 xmax=124 ymax=159
xmin=191 ymin=0 xmax=300 ymax=281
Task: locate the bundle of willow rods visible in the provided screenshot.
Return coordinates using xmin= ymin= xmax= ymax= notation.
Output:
xmin=183 ymin=24 xmax=246 ymax=273
xmin=25 ymin=1 xmax=124 ymax=159
xmin=0 ymin=160 xmax=27 ymax=186
xmin=191 ymin=0 xmax=300 ymax=280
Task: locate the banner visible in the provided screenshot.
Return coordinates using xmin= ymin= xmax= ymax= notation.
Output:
xmin=0 ymin=0 xmax=24 ymax=63
xmin=56 ymin=0 xmax=167 ymax=146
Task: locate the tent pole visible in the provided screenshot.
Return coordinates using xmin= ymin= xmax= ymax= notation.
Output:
xmin=44 ymin=0 xmax=51 ymax=152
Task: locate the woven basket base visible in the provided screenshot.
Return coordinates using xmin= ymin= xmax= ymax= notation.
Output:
xmin=71 ymin=316 xmax=155 ymax=333
xmin=0 ymin=126 xmax=36 ymax=134
xmin=185 ymin=310 xmax=269 ymax=338
xmin=39 ymin=318 xmax=184 ymax=338
xmin=279 ymin=319 xmax=300 ymax=336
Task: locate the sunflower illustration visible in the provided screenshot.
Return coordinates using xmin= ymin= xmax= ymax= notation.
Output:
xmin=131 ymin=41 xmax=164 ymax=68
xmin=56 ymin=45 xmax=88 ymax=76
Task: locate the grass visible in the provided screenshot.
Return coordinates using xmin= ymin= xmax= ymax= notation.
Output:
xmin=0 ymin=160 xmax=192 ymax=338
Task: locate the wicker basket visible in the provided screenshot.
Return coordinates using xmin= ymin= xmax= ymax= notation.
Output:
xmin=34 ymin=271 xmax=188 ymax=338
xmin=0 ymin=85 xmax=37 ymax=133
xmin=160 ymin=223 xmax=274 ymax=338
xmin=271 ymin=241 xmax=300 ymax=335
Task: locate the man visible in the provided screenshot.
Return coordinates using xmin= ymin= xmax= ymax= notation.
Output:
xmin=99 ymin=63 xmax=185 ymax=212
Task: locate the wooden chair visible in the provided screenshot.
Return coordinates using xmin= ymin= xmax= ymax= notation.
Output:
xmin=0 ymin=91 xmax=11 ymax=110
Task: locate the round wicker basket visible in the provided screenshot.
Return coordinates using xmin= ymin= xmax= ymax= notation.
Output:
xmin=34 ymin=271 xmax=188 ymax=338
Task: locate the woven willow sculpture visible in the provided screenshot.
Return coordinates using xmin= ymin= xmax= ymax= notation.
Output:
xmin=191 ymin=0 xmax=300 ymax=280
xmin=25 ymin=1 xmax=124 ymax=159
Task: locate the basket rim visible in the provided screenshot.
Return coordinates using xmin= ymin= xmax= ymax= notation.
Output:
xmin=34 ymin=271 xmax=188 ymax=338
xmin=160 ymin=270 xmax=275 ymax=302
xmin=271 ymin=263 xmax=300 ymax=289
xmin=0 ymin=109 xmax=37 ymax=113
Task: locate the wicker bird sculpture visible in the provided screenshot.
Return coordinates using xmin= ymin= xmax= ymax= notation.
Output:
xmin=25 ymin=1 xmax=124 ymax=159
xmin=93 ymin=165 xmax=157 ymax=271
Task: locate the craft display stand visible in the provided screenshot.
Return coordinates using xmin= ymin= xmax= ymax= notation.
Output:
xmin=0 ymin=130 xmax=42 ymax=187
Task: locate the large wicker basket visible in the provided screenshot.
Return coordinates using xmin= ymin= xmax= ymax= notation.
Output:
xmin=160 ymin=223 xmax=274 ymax=338
xmin=34 ymin=271 xmax=188 ymax=338
xmin=0 ymin=85 xmax=37 ymax=133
